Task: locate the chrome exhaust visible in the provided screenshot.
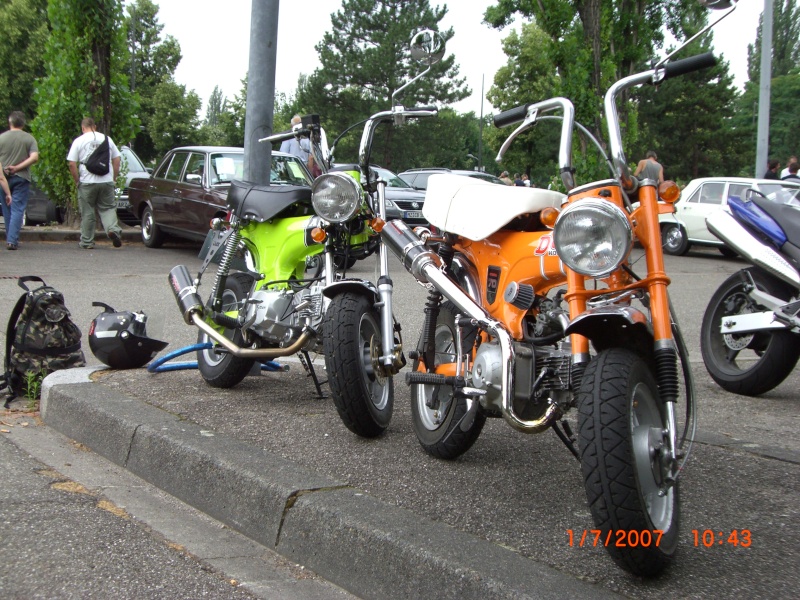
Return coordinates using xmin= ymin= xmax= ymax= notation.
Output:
xmin=382 ymin=220 xmax=562 ymax=433
xmin=192 ymin=312 xmax=314 ymax=358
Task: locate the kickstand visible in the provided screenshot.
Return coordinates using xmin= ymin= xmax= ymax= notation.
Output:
xmin=553 ymin=419 xmax=580 ymax=461
xmin=298 ymin=350 xmax=327 ymax=399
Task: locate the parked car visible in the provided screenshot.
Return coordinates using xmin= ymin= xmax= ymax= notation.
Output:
xmin=128 ymin=146 xmax=313 ymax=247
xmin=398 ymin=167 xmax=506 ymax=190
xmin=659 ymin=177 xmax=800 ymax=256
xmin=116 ymin=145 xmax=152 ymax=225
xmin=369 ymin=166 xmax=428 ymax=226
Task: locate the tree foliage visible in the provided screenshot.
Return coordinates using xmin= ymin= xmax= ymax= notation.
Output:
xmin=0 ymin=0 xmax=49 ymax=121
xmin=32 ymin=0 xmax=138 ymax=211
xmin=296 ymin=0 xmax=470 ymax=168
xmin=148 ymin=80 xmax=202 ymax=156
xmin=747 ymin=0 xmax=800 ymax=81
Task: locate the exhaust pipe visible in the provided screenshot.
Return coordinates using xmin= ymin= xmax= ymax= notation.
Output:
xmin=168 ymin=265 xmax=314 ymax=359
xmin=382 ymin=220 xmax=562 ymax=433
xmin=706 ymin=211 xmax=800 ymax=289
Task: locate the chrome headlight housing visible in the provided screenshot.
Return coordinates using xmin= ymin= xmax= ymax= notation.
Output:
xmin=312 ymin=172 xmax=362 ymax=223
xmin=553 ymin=199 xmax=632 ymax=277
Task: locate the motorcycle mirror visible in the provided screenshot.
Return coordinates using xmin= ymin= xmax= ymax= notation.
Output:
xmin=698 ymin=0 xmax=736 ymax=9
xmin=410 ymin=29 xmax=445 ymax=66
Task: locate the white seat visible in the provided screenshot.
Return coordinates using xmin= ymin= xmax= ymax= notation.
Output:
xmin=422 ymin=174 xmax=566 ymax=240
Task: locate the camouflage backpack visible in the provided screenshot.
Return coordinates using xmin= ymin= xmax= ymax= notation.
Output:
xmin=1 ymin=276 xmax=86 ymax=408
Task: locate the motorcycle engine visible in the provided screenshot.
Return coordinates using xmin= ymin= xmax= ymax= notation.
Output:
xmin=471 ymin=340 xmax=572 ymax=418
xmin=244 ymin=285 xmax=326 ymax=349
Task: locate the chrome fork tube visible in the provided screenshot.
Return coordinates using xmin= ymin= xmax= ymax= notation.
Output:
xmin=374 ymin=180 xmax=397 ymax=367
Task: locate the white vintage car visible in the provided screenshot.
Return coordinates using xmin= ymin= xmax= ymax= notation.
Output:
xmin=659 ymin=177 xmax=800 ymax=256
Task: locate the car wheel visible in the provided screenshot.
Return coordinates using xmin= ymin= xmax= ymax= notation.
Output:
xmin=661 ymin=223 xmax=690 ymax=256
xmin=141 ymin=206 xmax=165 ymax=248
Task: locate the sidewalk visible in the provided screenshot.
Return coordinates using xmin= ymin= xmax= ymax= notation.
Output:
xmin=35 ymin=368 xmax=618 ymax=600
xmin=1 ymin=224 xmax=142 ymax=244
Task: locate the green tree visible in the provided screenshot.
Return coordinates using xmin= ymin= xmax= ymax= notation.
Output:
xmin=215 ymin=75 xmax=247 ymax=147
xmin=297 ymin=0 xmax=470 ymax=167
xmin=0 ymin=0 xmax=49 ymax=121
xmin=747 ymin=0 xmax=800 ymax=81
xmin=149 ymin=81 xmax=202 ymax=156
xmin=485 ymin=1 xmax=706 ymax=143
xmin=125 ymin=0 xmax=183 ymax=161
xmin=32 ymin=0 xmax=138 ymax=217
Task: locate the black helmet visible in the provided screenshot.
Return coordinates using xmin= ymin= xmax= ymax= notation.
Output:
xmin=89 ymin=302 xmax=168 ymax=369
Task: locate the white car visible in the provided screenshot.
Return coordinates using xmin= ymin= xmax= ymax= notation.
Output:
xmin=659 ymin=177 xmax=800 ymax=256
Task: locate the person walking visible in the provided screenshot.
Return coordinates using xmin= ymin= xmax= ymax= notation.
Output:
xmin=780 ymin=155 xmax=797 ymax=179
xmin=67 ymin=117 xmax=123 ymax=249
xmin=0 ymin=161 xmax=12 ymax=208
xmin=763 ymin=158 xmax=781 ymax=179
xmin=0 ymin=112 xmax=39 ymax=250
xmin=633 ymin=150 xmax=664 ymax=184
xmin=499 ymin=171 xmax=513 ymax=185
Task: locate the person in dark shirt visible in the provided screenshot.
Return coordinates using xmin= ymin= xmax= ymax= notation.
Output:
xmin=763 ymin=158 xmax=781 ymax=180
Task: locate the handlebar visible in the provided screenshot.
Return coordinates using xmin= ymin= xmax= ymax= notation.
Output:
xmin=493 ymin=104 xmax=531 ymax=128
xmin=605 ymin=52 xmax=717 ymax=190
xmin=258 ymin=127 xmax=311 ymax=144
xmin=358 ymin=105 xmax=438 ymax=168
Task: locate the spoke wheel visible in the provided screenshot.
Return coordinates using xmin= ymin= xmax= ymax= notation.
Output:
xmin=578 ymin=348 xmax=678 ymax=577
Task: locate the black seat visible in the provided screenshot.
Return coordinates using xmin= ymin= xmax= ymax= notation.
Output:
xmin=227 ymin=179 xmax=312 ymax=222
xmin=752 ymin=195 xmax=800 ymax=248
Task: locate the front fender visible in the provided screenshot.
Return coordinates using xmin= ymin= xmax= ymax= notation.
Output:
xmin=322 ymin=278 xmax=378 ymax=302
xmin=566 ymin=306 xmax=654 ymax=358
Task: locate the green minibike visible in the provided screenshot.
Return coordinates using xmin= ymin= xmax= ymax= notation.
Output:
xmin=168 ymin=30 xmax=444 ymax=437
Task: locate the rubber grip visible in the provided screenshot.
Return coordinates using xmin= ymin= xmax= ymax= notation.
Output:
xmin=407 ymin=105 xmax=437 ymax=112
xmin=493 ymin=104 xmax=531 ymax=128
xmin=662 ymin=52 xmax=716 ymax=80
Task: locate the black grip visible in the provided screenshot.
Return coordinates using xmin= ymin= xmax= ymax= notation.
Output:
xmin=406 ymin=105 xmax=437 ymax=112
xmin=494 ymin=104 xmax=530 ymax=128
xmin=662 ymin=52 xmax=716 ymax=81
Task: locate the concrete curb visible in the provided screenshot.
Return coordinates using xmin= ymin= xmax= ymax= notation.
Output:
xmin=1 ymin=227 xmax=142 ymax=243
xmin=40 ymin=369 xmax=618 ymax=600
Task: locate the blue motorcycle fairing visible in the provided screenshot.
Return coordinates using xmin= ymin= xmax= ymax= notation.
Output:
xmin=728 ymin=195 xmax=787 ymax=248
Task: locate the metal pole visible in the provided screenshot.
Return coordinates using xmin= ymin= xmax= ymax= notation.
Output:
xmin=478 ymin=74 xmax=484 ymax=172
xmin=755 ymin=0 xmax=773 ymax=178
xmin=244 ymin=0 xmax=280 ymax=184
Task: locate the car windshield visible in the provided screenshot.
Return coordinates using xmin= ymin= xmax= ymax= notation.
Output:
xmin=121 ymin=147 xmax=147 ymax=173
xmin=372 ymin=167 xmax=413 ymax=188
xmin=468 ymin=173 xmax=505 ymax=185
xmin=272 ymin=155 xmax=313 ymax=186
xmin=762 ymin=183 xmax=800 ymax=208
xmin=210 ymin=153 xmax=244 ymax=185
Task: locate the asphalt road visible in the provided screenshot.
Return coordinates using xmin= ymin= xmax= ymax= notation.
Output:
xmin=1 ymin=237 xmax=798 ymax=598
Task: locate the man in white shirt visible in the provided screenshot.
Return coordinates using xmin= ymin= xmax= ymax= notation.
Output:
xmin=67 ymin=117 xmax=122 ymax=249
xmin=781 ymin=155 xmax=797 ymax=179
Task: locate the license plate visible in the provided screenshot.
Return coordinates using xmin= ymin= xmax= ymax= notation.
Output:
xmin=117 ymin=200 xmax=130 ymax=210
xmin=403 ymin=210 xmax=423 ymax=219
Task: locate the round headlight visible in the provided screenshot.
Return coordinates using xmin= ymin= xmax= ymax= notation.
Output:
xmin=553 ymin=199 xmax=632 ymax=277
xmin=312 ymin=172 xmax=362 ymax=223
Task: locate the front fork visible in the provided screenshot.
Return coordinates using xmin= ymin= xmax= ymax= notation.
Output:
xmin=374 ymin=179 xmax=404 ymax=373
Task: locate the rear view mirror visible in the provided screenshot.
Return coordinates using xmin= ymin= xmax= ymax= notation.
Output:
xmin=410 ymin=29 xmax=445 ymax=66
xmin=698 ymin=1 xmax=736 ymax=9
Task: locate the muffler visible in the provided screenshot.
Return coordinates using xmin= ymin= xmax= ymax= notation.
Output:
xmin=168 ymin=265 xmax=313 ymax=359
xmin=381 ymin=220 xmax=562 ymax=433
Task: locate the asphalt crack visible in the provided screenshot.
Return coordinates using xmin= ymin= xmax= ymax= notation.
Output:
xmin=276 ymin=485 xmax=351 ymax=547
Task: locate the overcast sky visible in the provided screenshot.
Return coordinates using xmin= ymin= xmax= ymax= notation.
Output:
xmin=146 ymin=0 xmax=763 ymax=115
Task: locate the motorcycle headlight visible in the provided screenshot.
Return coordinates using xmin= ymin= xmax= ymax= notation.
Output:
xmin=312 ymin=172 xmax=361 ymax=223
xmin=553 ymin=199 xmax=632 ymax=277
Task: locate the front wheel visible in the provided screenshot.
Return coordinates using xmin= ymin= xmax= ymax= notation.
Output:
xmin=323 ymin=292 xmax=393 ymax=437
xmin=701 ymin=268 xmax=800 ymax=396
xmin=578 ymin=348 xmax=679 ymax=577
xmin=410 ymin=301 xmax=485 ymax=459
xmin=197 ymin=273 xmax=256 ymax=388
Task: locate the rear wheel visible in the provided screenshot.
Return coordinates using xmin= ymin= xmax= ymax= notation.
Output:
xmin=323 ymin=292 xmax=394 ymax=437
xmin=578 ymin=348 xmax=679 ymax=577
xmin=197 ymin=273 xmax=255 ymax=388
xmin=701 ymin=268 xmax=800 ymax=395
xmin=411 ymin=302 xmax=485 ymax=459
xmin=141 ymin=205 xmax=165 ymax=248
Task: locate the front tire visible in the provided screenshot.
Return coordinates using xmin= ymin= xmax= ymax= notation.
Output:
xmin=661 ymin=223 xmax=689 ymax=256
xmin=578 ymin=348 xmax=679 ymax=577
xmin=701 ymin=268 xmax=800 ymax=396
xmin=323 ymin=292 xmax=394 ymax=437
xmin=197 ymin=273 xmax=256 ymax=388
xmin=411 ymin=302 xmax=485 ymax=459
xmin=141 ymin=205 xmax=165 ymax=248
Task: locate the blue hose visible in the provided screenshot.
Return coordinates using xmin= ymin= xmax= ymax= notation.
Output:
xmin=146 ymin=342 xmax=285 ymax=373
